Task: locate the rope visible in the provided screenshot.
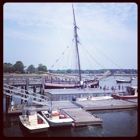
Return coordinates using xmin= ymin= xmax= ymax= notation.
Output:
xmin=50 ymin=46 xmax=69 ymax=69
xmin=78 ymin=26 xmax=123 ymax=69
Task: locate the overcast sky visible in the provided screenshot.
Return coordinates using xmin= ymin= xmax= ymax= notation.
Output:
xmin=3 ymin=2 xmax=137 ymax=70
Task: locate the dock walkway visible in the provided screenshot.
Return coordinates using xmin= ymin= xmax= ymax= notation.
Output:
xmin=74 ymin=99 xmax=137 ymax=111
xmin=63 ymin=108 xmax=102 ymax=126
xmin=44 ymin=88 xmax=125 ymax=95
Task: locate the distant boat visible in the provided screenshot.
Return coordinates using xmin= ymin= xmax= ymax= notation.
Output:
xmin=19 ymin=108 xmax=50 ymax=133
xmin=111 ymin=86 xmax=137 ymax=100
xmin=116 ymin=77 xmax=133 ymax=83
xmin=131 ymin=77 xmax=135 ymax=80
xmin=72 ymin=95 xmax=113 ymax=101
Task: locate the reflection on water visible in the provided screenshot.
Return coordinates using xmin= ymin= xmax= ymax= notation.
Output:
xmin=3 ymin=108 xmax=137 ymax=137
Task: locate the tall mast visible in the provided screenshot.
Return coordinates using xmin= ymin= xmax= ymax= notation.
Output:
xmin=72 ymin=4 xmax=81 ymax=81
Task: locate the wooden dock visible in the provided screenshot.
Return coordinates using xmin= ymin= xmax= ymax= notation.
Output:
xmin=63 ymin=108 xmax=102 ymax=126
xmin=7 ymin=99 xmax=137 ymax=126
xmin=7 ymin=99 xmax=137 ymax=114
xmin=44 ymin=88 xmax=120 ymax=95
xmin=73 ymin=99 xmax=137 ymax=111
xmin=7 ymin=104 xmax=50 ymax=114
xmin=7 ymin=101 xmax=79 ymax=114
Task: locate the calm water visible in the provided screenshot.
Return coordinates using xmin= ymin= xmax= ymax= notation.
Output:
xmin=3 ymin=76 xmax=138 ymax=137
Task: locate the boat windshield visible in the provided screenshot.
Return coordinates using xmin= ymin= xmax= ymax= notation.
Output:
xmin=22 ymin=107 xmax=37 ymax=116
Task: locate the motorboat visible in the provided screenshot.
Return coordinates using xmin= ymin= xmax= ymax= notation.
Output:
xmin=72 ymin=95 xmax=113 ymax=101
xmin=116 ymin=77 xmax=132 ymax=83
xmin=111 ymin=86 xmax=138 ymax=100
xmin=41 ymin=108 xmax=74 ymax=127
xmin=19 ymin=107 xmax=50 ymax=133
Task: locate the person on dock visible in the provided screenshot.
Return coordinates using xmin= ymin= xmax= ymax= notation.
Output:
xmin=122 ymin=85 xmax=124 ymax=91
xmin=103 ymin=85 xmax=106 ymax=92
xmin=118 ymin=85 xmax=120 ymax=90
xmin=114 ymin=86 xmax=116 ymax=93
xmin=107 ymin=86 xmax=109 ymax=90
xmin=80 ymin=80 xmax=83 ymax=89
xmin=10 ymin=101 xmax=14 ymax=111
xmin=111 ymin=86 xmax=114 ymax=92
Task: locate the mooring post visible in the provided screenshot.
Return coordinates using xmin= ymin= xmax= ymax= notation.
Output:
xmin=6 ymin=95 xmax=9 ymax=114
xmin=25 ymin=77 xmax=29 ymax=102
xmin=51 ymin=76 xmax=52 ymax=83
xmin=21 ymin=86 xmax=25 ymax=104
xmin=6 ymin=76 xmax=10 ymax=85
xmin=42 ymin=76 xmax=45 ymax=91
xmin=33 ymin=86 xmax=36 ymax=93
xmin=40 ymin=77 xmax=45 ymax=95
xmin=25 ymin=77 xmax=29 ymax=92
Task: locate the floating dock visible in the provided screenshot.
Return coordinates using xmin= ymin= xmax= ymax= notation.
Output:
xmin=44 ymin=88 xmax=126 ymax=101
xmin=63 ymin=108 xmax=102 ymax=126
xmin=7 ymin=101 xmax=79 ymax=114
xmin=44 ymin=88 xmax=123 ymax=95
xmin=73 ymin=99 xmax=138 ymax=111
xmin=7 ymin=104 xmax=50 ymax=114
xmin=7 ymin=99 xmax=137 ymax=114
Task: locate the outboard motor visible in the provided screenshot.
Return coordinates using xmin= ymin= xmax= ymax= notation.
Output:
xmin=72 ymin=96 xmax=77 ymax=101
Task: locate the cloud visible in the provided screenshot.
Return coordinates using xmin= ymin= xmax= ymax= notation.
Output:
xmin=3 ymin=2 xmax=137 ymax=69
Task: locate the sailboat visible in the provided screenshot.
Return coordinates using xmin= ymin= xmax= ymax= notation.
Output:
xmin=116 ymin=71 xmax=134 ymax=84
xmin=44 ymin=4 xmax=108 ymax=89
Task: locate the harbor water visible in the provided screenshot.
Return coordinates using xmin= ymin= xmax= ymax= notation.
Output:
xmin=3 ymin=76 xmax=138 ymax=137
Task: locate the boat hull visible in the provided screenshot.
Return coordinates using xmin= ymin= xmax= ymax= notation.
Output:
xmin=19 ymin=121 xmax=49 ymax=133
xmin=47 ymin=120 xmax=73 ymax=127
xmin=19 ymin=114 xmax=49 ymax=133
xmin=76 ymin=96 xmax=113 ymax=101
xmin=41 ymin=111 xmax=74 ymax=127
xmin=116 ymin=80 xmax=131 ymax=83
xmin=111 ymin=94 xmax=137 ymax=100
xmin=45 ymin=80 xmax=99 ymax=89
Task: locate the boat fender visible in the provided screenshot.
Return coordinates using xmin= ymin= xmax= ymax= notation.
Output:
xmin=72 ymin=122 xmax=75 ymax=127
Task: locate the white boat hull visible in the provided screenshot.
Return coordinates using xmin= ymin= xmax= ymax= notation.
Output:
xmin=19 ymin=114 xmax=49 ymax=133
xmin=76 ymin=96 xmax=113 ymax=101
xmin=41 ymin=110 xmax=74 ymax=127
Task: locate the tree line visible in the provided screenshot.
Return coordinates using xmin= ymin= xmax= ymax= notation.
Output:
xmin=3 ymin=61 xmax=47 ymax=74
xmin=3 ymin=61 xmax=137 ymax=74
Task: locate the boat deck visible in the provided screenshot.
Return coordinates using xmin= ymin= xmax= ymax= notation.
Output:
xmin=63 ymin=108 xmax=102 ymax=126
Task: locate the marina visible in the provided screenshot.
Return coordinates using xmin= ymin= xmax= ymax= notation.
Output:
xmin=3 ymin=3 xmax=137 ymax=137
xmin=3 ymin=75 xmax=138 ymax=137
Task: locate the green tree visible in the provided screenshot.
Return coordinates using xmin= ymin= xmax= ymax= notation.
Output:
xmin=37 ymin=64 xmax=47 ymax=72
xmin=27 ymin=64 xmax=35 ymax=73
xmin=13 ymin=61 xmax=25 ymax=73
xmin=66 ymin=69 xmax=72 ymax=73
xmin=3 ymin=63 xmax=13 ymax=73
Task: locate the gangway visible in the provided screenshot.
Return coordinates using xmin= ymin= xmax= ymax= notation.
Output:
xmin=98 ymin=70 xmax=112 ymax=80
xmin=3 ymin=83 xmax=51 ymax=106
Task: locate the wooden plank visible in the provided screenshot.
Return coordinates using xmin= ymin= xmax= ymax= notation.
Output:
xmin=63 ymin=108 xmax=102 ymax=126
xmin=74 ymin=99 xmax=137 ymax=111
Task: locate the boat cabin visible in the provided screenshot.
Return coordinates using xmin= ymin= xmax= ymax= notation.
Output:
xmin=126 ymin=86 xmax=137 ymax=96
xmin=22 ymin=108 xmax=42 ymax=125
